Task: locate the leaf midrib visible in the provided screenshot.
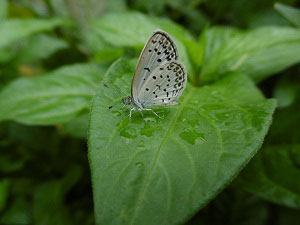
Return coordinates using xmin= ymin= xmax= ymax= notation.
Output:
xmin=129 ymin=87 xmax=196 ymax=225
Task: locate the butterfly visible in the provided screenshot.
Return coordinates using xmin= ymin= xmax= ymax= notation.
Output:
xmin=122 ymin=29 xmax=187 ymax=118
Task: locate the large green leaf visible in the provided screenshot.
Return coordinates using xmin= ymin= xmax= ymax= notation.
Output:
xmin=88 ymin=58 xmax=276 ymax=225
xmin=200 ymin=26 xmax=300 ymax=83
xmin=0 ymin=63 xmax=107 ymax=125
xmin=0 ymin=18 xmax=69 ymax=50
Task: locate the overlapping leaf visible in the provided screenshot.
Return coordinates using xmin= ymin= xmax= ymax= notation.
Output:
xmin=239 ymin=144 xmax=300 ymax=208
xmin=0 ymin=64 xmax=107 ymax=125
xmin=88 ymin=58 xmax=276 ymax=225
xmin=91 ymin=12 xmax=193 ymax=75
xmin=200 ymin=26 xmax=300 ymax=83
xmin=274 ymin=3 xmax=300 ymax=27
xmin=0 ymin=18 xmax=69 ymax=50
xmin=14 ymin=34 xmax=68 ymax=63
xmin=238 ymin=92 xmax=300 ymax=208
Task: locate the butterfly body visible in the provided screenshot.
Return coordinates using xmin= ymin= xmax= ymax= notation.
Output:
xmin=124 ymin=29 xmax=187 ymax=118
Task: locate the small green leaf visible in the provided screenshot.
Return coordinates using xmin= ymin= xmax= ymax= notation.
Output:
xmin=239 ymin=144 xmax=300 ymax=208
xmin=187 ymin=189 xmax=269 ymax=225
xmin=88 ymin=58 xmax=276 ymax=225
xmin=0 ymin=0 xmax=8 ymax=20
xmin=0 ymin=179 xmax=9 ymax=212
xmin=0 ymin=63 xmax=107 ymax=125
xmin=200 ymin=26 xmax=300 ymax=83
xmin=91 ymin=12 xmax=157 ymax=48
xmin=202 ymin=26 xmax=240 ymax=62
xmin=0 ymin=197 xmax=31 ymax=224
xmin=81 ymin=30 xmax=124 ymax=63
xmin=238 ymin=92 xmax=300 ymax=208
xmin=14 ymin=34 xmax=69 ymax=63
xmin=0 ymin=18 xmax=69 ymax=50
xmin=33 ymin=166 xmax=82 ymax=225
xmin=63 ymin=113 xmax=89 ymax=138
xmin=274 ymin=78 xmax=299 ymax=108
xmin=274 ymin=3 xmax=300 ymax=27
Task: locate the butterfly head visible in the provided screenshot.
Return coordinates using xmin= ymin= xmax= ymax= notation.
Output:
xmin=122 ymin=96 xmax=133 ymax=105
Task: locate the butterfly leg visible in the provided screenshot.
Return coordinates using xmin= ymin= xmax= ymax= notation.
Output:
xmin=138 ymin=108 xmax=144 ymax=117
xmin=129 ymin=108 xmax=135 ymax=118
xmin=144 ymin=109 xmax=162 ymax=118
xmin=151 ymin=110 xmax=162 ymax=119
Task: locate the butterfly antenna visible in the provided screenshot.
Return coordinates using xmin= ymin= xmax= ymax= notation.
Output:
xmin=103 ymin=83 xmax=130 ymax=109
xmin=107 ymin=102 xmax=118 ymax=110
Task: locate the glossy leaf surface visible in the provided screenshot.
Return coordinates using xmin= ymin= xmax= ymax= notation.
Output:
xmin=88 ymin=58 xmax=276 ymax=225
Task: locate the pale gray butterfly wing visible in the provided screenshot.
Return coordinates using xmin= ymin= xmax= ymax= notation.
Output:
xmin=137 ymin=61 xmax=187 ymax=108
xmin=131 ymin=30 xmax=178 ymax=101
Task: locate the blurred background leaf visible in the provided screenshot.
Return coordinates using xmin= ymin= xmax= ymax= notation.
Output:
xmin=274 ymin=3 xmax=300 ymax=27
xmin=0 ymin=18 xmax=69 ymax=49
xmin=0 ymin=0 xmax=8 ymax=20
xmin=200 ymin=26 xmax=300 ymax=83
xmin=237 ymin=72 xmax=300 ymax=209
xmin=0 ymin=63 xmax=107 ymax=125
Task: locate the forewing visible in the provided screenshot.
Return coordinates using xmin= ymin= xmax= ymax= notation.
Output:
xmin=137 ymin=61 xmax=187 ymax=108
xmin=131 ymin=30 xmax=178 ymax=100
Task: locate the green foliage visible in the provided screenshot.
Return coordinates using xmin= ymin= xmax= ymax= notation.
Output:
xmin=0 ymin=18 xmax=69 ymax=49
xmin=91 ymin=12 xmax=193 ymax=76
xmin=0 ymin=64 xmax=107 ymax=125
xmin=0 ymin=0 xmax=8 ymax=20
xmin=239 ymin=144 xmax=300 ymax=208
xmin=1 ymin=1 xmax=300 ymax=225
xmin=274 ymin=3 xmax=300 ymax=27
xmin=88 ymin=58 xmax=276 ymax=225
xmin=33 ymin=166 xmax=82 ymax=225
xmin=200 ymin=26 xmax=300 ymax=83
xmin=238 ymin=84 xmax=300 ymax=208
xmin=0 ymin=179 xmax=9 ymax=212
xmin=14 ymin=34 xmax=68 ymax=64
xmin=91 ymin=12 xmax=300 ymax=84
